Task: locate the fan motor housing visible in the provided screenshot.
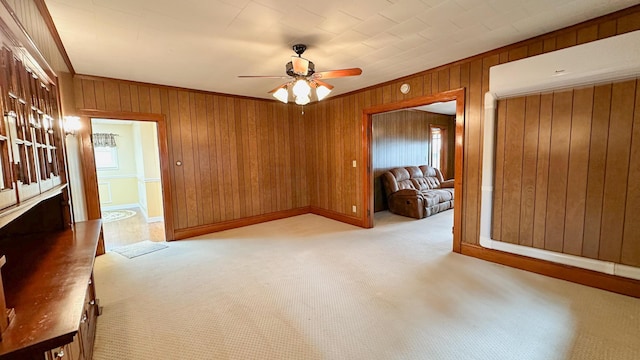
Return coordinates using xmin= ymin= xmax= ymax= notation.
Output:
xmin=286 ymin=61 xmax=315 ymax=77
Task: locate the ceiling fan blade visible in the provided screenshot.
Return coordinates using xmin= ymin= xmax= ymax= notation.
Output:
xmin=291 ymin=56 xmax=309 ymax=75
xmin=312 ymin=79 xmax=334 ymax=90
xmin=267 ymin=83 xmax=288 ymax=94
xmin=238 ymin=75 xmax=290 ymax=79
xmin=313 ymin=68 xmax=362 ymax=79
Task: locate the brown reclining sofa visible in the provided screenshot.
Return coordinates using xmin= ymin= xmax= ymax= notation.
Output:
xmin=381 ymin=165 xmax=454 ymax=219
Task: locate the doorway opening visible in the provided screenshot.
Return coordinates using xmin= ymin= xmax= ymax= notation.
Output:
xmin=362 ymin=89 xmax=465 ymax=252
xmin=91 ymin=118 xmax=165 ymax=251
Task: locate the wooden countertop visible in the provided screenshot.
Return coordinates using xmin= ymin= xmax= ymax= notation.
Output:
xmin=0 ymin=220 xmax=101 ymax=359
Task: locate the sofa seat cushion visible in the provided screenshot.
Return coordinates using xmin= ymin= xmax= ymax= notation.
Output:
xmin=421 ymin=188 xmax=454 ymax=206
xmin=432 ymin=188 xmax=454 ymax=202
xmin=422 ymin=192 xmax=441 ymax=207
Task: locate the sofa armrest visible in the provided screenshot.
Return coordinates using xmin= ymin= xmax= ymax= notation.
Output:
xmin=440 ymin=179 xmax=454 ymax=188
xmin=390 ymin=188 xmax=421 ymax=197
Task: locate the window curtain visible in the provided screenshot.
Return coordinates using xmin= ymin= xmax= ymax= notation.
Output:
xmin=92 ymin=133 xmax=118 ymax=147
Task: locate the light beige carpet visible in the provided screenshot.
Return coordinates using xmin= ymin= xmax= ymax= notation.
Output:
xmin=93 ymin=211 xmax=640 ymax=360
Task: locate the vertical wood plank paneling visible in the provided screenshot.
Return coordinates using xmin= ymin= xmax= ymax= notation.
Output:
xmin=438 ymin=69 xmax=449 ymax=93
xmin=577 ymin=24 xmax=599 ymax=44
xmin=464 ymin=59 xmax=483 ymax=246
xmin=382 ymin=85 xmax=392 ymax=104
xmin=232 ymin=99 xmax=245 ymax=217
xmin=227 ymin=98 xmax=241 ymax=218
xmin=129 ymin=85 xmax=140 ymax=112
xmin=543 ymin=37 xmax=556 ymax=53
xmin=492 ymin=100 xmax=506 ymax=241
xmin=431 ymin=72 xmax=439 ymax=95
xmin=217 ymin=97 xmax=232 ymax=219
xmin=247 ymin=101 xmax=259 ymax=215
xmin=306 ymin=106 xmax=318 ymax=207
xmin=167 ymin=90 xmax=186 ymax=229
xmin=93 ymin=81 xmax=106 ymax=110
xmin=73 ymin=78 xmax=85 ymax=109
xmin=528 ymin=41 xmax=543 ymax=57
xmin=138 ymin=86 xmax=151 ymax=113
xmin=277 ymin=104 xmax=286 ymax=210
xmin=150 ymin=88 xmax=162 ymax=114
xmin=81 ymin=80 xmax=96 ymax=109
xmin=189 ymin=93 xmax=203 ymax=225
xmin=288 ymin=107 xmax=298 ymax=208
xmin=582 ymin=84 xmax=612 ymax=258
xmin=519 ymin=95 xmax=540 ymax=247
xmin=270 ymin=104 xmax=281 ymax=211
xmin=178 ymin=91 xmax=197 ymax=228
xmin=501 ymin=97 xmax=525 ymax=243
xmin=508 ymin=46 xmax=528 ymax=61
xmin=556 ymin=30 xmax=577 ymax=49
xmin=563 ymin=87 xmax=593 ymax=256
xmin=544 ymin=90 xmax=573 ymax=252
xmin=103 ymin=81 xmax=121 ymax=111
xmin=458 ymin=62 xmax=470 ymax=242
xmin=283 ymin=104 xmax=293 ymax=210
xmin=599 ymin=80 xmax=636 ymax=262
xmin=257 ymin=101 xmax=269 ymax=214
xmin=423 ymin=73 xmax=432 ymax=96
xmin=616 ymin=12 xmax=640 ymax=33
xmin=244 ymin=100 xmax=254 ymax=215
xmin=316 ymin=103 xmax=323 ymax=207
xmin=119 ymin=84 xmax=131 ymax=112
xmin=205 ymin=95 xmax=221 ymax=223
xmin=621 ymin=81 xmax=640 ymax=266
xmin=532 ymin=93 xmax=552 ymax=249
xmin=195 ymin=93 xmax=212 ymax=224
xmin=449 ymin=65 xmax=461 ymax=90
xmin=598 ymin=20 xmax=617 ymax=39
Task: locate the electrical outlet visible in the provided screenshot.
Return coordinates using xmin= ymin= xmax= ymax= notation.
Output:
xmin=352 ymin=205 xmax=357 ymax=213
xmin=352 ymin=160 xmax=357 ymax=168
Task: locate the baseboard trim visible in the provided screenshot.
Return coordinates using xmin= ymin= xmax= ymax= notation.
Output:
xmin=309 ymin=206 xmax=364 ymax=227
xmin=460 ymin=243 xmax=640 ymax=298
xmin=174 ymin=207 xmax=311 ymax=240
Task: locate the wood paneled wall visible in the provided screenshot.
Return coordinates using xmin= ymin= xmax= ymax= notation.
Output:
xmin=306 ymin=6 xmax=640 ymax=247
xmin=72 ymin=76 xmax=309 ymax=233
xmin=492 ymin=80 xmax=640 ymax=266
xmin=372 ymin=110 xmax=454 ymax=212
xmin=4 ymin=0 xmax=69 ymax=73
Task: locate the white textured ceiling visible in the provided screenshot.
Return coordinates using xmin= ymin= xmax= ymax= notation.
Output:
xmin=45 ymin=0 xmax=639 ymax=100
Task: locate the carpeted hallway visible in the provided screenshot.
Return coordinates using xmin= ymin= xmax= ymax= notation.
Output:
xmin=93 ymin=211 xmax=640 ymax=360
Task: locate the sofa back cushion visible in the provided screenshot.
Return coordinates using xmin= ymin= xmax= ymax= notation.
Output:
xmin=412 ymin=176 xmax=440 ymax=190
xmin=419 ymin=165 xmax=444 ymax=182
xmin=382 ymin=167 xmax=416 ymax=194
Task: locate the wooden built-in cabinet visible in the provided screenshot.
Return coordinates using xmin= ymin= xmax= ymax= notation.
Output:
xmin=0 ymin=46 xmax=63 ymax=208
xmin=0 ymin=216 xmax=101 ymax=360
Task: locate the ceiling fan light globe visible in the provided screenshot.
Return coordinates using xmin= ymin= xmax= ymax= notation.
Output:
xmin=295 ymin=95 xmax=310 ymax=105
xmin=316 ymin=85 xmax=332 ymax=101
xmin=273 ymin=88 xmax=288 ymax=103
xmin=292 ymin=79 xmax=311 ymax=98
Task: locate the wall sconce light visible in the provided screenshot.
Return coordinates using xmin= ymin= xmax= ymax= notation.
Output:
xmin=63 ymin=116 xmax=81 ymax=136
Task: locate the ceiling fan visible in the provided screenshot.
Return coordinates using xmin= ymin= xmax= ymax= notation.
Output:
xmin=238 ymin=44 xmax=362 ymax=105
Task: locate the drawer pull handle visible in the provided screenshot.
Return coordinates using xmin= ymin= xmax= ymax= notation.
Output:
xmin=55 ymin=349 xmax=65 ymax=358
xmin=89 ymin=300 xmax=95 ymax=305
xmin=88 ymin=279 xmax=92 ymax=285
xmin=81 ymin=314 xmax=88 ymax=323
